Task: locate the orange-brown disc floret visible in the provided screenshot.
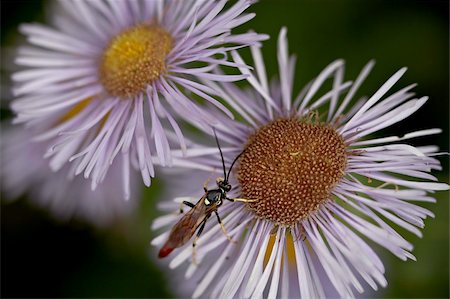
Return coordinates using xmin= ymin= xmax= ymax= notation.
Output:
xmin=237 ymin=118 xmax=347 ymax=226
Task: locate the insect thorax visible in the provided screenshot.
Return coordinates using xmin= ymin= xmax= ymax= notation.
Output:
xmin=205 ymin=189 xmax=224 ymax=206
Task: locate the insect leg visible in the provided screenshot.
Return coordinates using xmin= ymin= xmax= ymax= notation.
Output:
xmin=192 ymin=215 xmax=210 ymax=265
xmin=203 ymin=178 xmax=210 ymax=192
xmin=203 ymin=168 xmax=218 ymax=191
xmin=214 ymin=210 xmax=236 ymax=243
xmin=227 ymin=197 xmax=258 ymax=203
xmin=179 ymin=200 xmax=195 ymax=214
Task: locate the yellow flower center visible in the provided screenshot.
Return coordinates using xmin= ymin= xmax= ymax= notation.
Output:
xmin=99 ymin=24 xmax=173 ymax=98
xmin=237 ymin=118 xmax=347 ymax=226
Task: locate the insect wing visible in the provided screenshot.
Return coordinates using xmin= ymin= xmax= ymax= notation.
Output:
xmin=158 ymin=197 xmax=208 ymax=258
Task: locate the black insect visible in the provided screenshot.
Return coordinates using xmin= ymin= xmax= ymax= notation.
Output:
xmin=158 ymin=128 xmax=255 ymax=261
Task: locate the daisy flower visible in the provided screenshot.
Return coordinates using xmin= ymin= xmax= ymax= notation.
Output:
xmin=1 ymin=125 xmax=140 ymax=227
xmin=10 ymin=0 xmax=267 ymax=197
xmin=151 ymin=28 xmax=449 ymax=298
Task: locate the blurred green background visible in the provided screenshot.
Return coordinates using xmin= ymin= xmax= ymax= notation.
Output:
xmin=1 ymin=0 xmax=448 ymax=298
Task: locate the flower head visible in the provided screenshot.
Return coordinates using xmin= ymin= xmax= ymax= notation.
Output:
xmin=1 ymin=125 xmax=140 ymax=227
xmin=11 ymin=0 xmax=267 ymax=197
xmin=151 ymin=28 xmax=449 ymax=298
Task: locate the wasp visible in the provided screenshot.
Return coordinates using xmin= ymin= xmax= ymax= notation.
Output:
xmin=158 ymin=129 xmax=255 ymax=261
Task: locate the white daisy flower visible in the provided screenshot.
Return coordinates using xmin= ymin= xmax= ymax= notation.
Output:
xmin=151 ymin=28 xmax=449 ymax=298
xmin=11 ymin=0 xmax=268 ymax=198
xmin=1 ymin=125 xmax=140 ymax=227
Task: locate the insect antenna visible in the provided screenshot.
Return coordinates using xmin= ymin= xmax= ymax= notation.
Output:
xmin=226 ymin=149 xmax=245 ymax=182
xmin=213 ymin=127 xmax=227 ymax=180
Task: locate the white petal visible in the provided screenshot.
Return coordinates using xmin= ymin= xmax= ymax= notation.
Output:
xmin=342 ymin=67 xmax=407 ymax=132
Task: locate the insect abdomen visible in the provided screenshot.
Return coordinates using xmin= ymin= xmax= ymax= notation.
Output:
xmin=158 ymin=244 xmax=174 ymax=258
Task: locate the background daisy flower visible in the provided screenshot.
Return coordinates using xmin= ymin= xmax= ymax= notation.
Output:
xmin=1 ymin=125 xmax=140 ymax=227
xmin=10 ymin=0 xmax=268 ymax=197
xmin=151 ymin=28 xmax=449 ymax=298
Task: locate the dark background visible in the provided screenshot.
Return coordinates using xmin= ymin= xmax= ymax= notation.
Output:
xmin=1 ymin=0 xmax=449 ymax=298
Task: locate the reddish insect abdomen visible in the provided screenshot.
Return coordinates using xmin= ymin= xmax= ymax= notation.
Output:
xmin=158 ymin=244 xmax=174 ymax=258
